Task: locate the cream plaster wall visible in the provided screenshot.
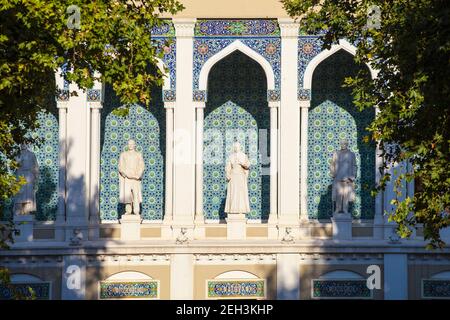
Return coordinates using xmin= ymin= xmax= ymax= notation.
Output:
xmin=162 ymin=0 xmax=290 ymax=18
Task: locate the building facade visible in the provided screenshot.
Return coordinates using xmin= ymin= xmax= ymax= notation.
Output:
xmin=1 ymin=1 xmax=450 ymax=300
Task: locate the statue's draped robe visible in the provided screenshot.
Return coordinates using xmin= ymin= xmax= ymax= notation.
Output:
xmin=14 ymin=150 xmax=39 ymax=213
xmin=225 ymin=151 xmax=251 ymax=214
xmin=330 ymin=149 xmax=357 ymax=204
xmin=118 ymin=150 xmax=145 ymax=204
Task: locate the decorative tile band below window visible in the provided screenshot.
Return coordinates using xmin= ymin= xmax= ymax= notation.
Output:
xmin=207 ymin=279 xmax=265 ymax=299
xmin=312 ymin=280 xmax=372 ymax=299
xmin=99 ymin=281 xmax=159 ymax=299
xmin=0 ymin=282 xmax=51 ymax=300
xmin=422 ymin=280 xmax=450 ymax=299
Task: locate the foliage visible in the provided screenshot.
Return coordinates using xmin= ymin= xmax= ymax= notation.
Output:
xmin=282 ymin=0 xmax=450 ymax=248
xmin=0 ymin=0 xmax=184 ymax=297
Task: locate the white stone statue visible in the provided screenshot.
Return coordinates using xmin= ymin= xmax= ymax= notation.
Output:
xmin=118 ymin=140 xmax=145 ymax=215
xmin=14 ymin=144 xmax=39 ymax=215
xmin=224 ymin=142 xmax=251 ymax=214
xmin=330 ymin=140 xmax=357 ymax=214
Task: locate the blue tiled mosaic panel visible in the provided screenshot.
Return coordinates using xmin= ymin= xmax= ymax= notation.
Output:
xmin=99 ymin=281 xmax=158 ymax=299
xmin=2 ymin=112 xmax=59 ymax=221
xmin=423 ymin=280 xmax=450 ymax=298
xmin=193 ymin=38 xmax=281 ymax=90
xmin=0 ymin=282 xmax=50 ymax=300
xmin=207 ymin=280 xmax=265 ymax=299
xmin=203 ymin=51 xmax=270 ymax=220
xmin=195 ymin=19 xmax=280 ymax=37
xmin=307 ymin=50 xmax=375 ymax=219
xmin=153 ymin=39 xmax=176 ymax=90
xmin=100 ymin=84 xmax=165 ymax=220
xmin=312 ymin=280 xmax=371 ymax=299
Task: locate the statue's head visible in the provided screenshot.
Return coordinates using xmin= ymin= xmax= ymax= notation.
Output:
xmin=20 ymin=144 xmax=29 ymax=151
xmin=340 ymin=139 xmax=349 ymax=150
xmin=232 ymin=142 xmax=242 ymax=153
xmin=127 ymin=139 xmax=136 ymax=151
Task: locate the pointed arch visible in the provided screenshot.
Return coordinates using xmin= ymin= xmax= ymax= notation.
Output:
xmin=303 ymin=39 xmax=378 ymax=91
xmin=155 ymin=57 xmax=171 ymax=90
xmin=198 ymin=40 xmax=276 ymax=91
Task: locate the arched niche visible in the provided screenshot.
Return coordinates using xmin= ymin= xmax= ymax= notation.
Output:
xmin=203 ymin=51 xmax=270 ymax=221
xmin=100 ymin=75 xmax=165 ymax=221
xmin=214 ymin=270 xmax=259 ymax=279
xmin=307 ymin=49 xmax=375 ymax=219
xmin=105 ymin=271 xmax=153 ymax=281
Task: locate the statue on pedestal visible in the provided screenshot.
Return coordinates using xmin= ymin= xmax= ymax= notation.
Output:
xmin=118 ymin=140 xmax=145 ymax=215
xmin=330 ymin=139 xmax=357 ymax=214
xmin=224 ymin=142 xmax=251 ymax=215
xmin=14 ymin=144 xmax=39 ymax=215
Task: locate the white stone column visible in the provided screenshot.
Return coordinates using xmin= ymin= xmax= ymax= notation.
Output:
xmin=65 ymin=83 xmax=89 ymax=241
xmin=172 ymin=19 xmax=196 ymax=238
xmin=55 ymin=101 xmax=68 ymax=241
xmin=194 ymin=102 xmax=205 ymax=239
xmin=299 ymin=101 xmax=311 ymax=238
xmin=88 ymin=97 xmax=102 ymax=240
xmin=277 ymin=254 xmax=300 ymax=299
xmin=162 ymin=102 xmax=175 ymax=238
xmin=268 ymin=102 xmax=279 ymax=239
xmin=170 ymin=254 xmax=194 ymax=299
xmin=373 ymin=125 xmax=384 ymax=239
xmin=384 ymin=254 xmax=408 ymax=299
xmin=278 ymin=18 xmax=301 ymax=239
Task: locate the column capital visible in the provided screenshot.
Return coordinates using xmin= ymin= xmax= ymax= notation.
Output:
xmin=299 ymin=100 xmax=311 ymax=108
xmin=173 ymin=18 xmax=197 ymax=38
xmin=57 ymin=102 xmax=69 ymax=109
xmin=268 ymin=101 xmax=280 ymax=108
xmin=164 ymin=102 xmax=176 ymax=109
xmin=194 ymin=101 xmax=205 ymax=109
xmin=278 ymin=18 xmax=300 ymax=38
xmin=89 ymin=102 xmax=102 ymax=110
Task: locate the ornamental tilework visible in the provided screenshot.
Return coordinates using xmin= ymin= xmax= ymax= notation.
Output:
xmin=100 ymin=84 xmax=165 ymax=221
xmin=0 ymin=282 xmax=51 ymax=300
xmin=193 ymin=38 xmax=281 ymax=90
xmin=207 ymin=280 xmax=265 ymax=299
xmin=422 ymin=280 xmax=450 ymax=298
xmin=307 ymin=50 xmax=375 ymax=219
xmin=99 ymin=281 xmax=159 ymax=299
xmin=2 ymin=112 xmax=59 ymax=221
xmin=203 ymin=51 xmax=270 ymax=221
xmin=151 ymin=19 xmax=175 ymax=37
xmin=298 ymin=36 xmax=323 ymax=90
xmin=153 ymin=39 xmax=176 ymax=90
xmin=195 ymin=19 xmax=280 ymax=37
xmin=312 ymin=280 xmax=372 ymax=299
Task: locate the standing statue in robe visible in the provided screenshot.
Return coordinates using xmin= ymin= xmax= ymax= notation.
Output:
xmin=330 ymin=139 xmax=357 ymax=214
xmin=14 ymin=144 xmax=39 ymax=215
xmin=118 ymin=140 xmax=145 ymax=215
xmin=224 ymin=142 xmax=251 ymax=214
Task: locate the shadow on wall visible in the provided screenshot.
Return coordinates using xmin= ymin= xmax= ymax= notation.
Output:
xmin=204 ymin=50 xmax=270 ymax=221
xmin=309 ymin=49 xmax=375 ymax=220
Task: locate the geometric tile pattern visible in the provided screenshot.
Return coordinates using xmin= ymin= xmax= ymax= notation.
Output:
xmin=207 ymin=280 xmax=265 ymax=299
xmin=307 ymin=50 xmax=375 ymax=219
xmin=203 ymin=51 xmax=270 ymax=221
xmin=312 ymin=280 xmax=372 ymax=299
xmin=422 ymin=280 xmax=450 ymax=299
xmin=99 ymin=281 xmax=159 ymax=299
xmin=193 ymin=38 xmax=281 ymax=90
xmin=298 ymin=36 xmax=323 ymax=89
xmin=0 ymin=282 xmax=51 ymax=300
xmin=1 ymin=111 xmax=59 ymax=221
xmin=100 ymin=104 xmax=164 ymax=220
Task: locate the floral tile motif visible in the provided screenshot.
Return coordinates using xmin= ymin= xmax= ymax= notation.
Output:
xmin=312 ymin=280 xmax=372 ymax=299
xmin=307 ymin=50 xmax=375 ymax=219
xmin=87 ymin=89 xmax=101 ymax=102
xmin=195 ymin=19 xmax=280 ymax=37
xmin=151 ymin=19 xmax=175 ymax=37
xmin=0 ymin=282 xmax=51 ymax=300
xmin=163 ymin=89 xmax=176 ymax=102
xmin=193 ymin=90 xmax=207 ymax=102
xmin=207 ymin=280 xmax=265 ymax=299
xmin=298 ymin=36 xmax=323 ymax=90
xmin=193 ymin=38 xmax=281 ymax=90
xmin=99 ymin=281 xmax=159 ymax=299
xmin=153 ymin=39 xmax=176 ymax=91
xmin=422 ymin=280 xmax=450 ymax=298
